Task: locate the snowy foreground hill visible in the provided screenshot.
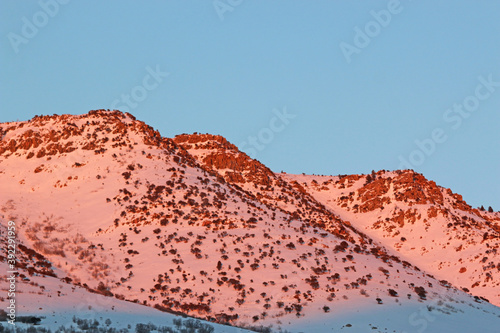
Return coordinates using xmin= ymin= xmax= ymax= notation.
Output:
xmin=0 ymin=110 xmax=499 ymax=333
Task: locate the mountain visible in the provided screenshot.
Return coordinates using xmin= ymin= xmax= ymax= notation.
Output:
xmin=281 ymin=171 xmax=500 ymax=305
xmin=0 ymin=110 xmax=499 ymax=333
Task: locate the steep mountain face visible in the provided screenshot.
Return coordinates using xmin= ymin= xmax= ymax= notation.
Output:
xmin=282 ymin=171 xmax=500 ymax=306
xmin=173 ymin=134 xmax=361 ymax=244
xmin=0 ymin=110 xmax=499 ymax=332
xmin=173 ymin=133 xmax=276 ymax=187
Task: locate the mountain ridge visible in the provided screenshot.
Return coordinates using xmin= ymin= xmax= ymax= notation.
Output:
xmin=1 ymin=109 xmax=499 ymax=332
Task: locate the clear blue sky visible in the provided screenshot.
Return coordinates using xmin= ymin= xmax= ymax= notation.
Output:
xmin=1 ymin=1 xmax=499 ymax=210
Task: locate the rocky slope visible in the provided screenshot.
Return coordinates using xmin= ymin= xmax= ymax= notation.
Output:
xmin=0 ymin=110 xmax=499 ymax=332
xmin=282 ymin=171 xmax=500 ymax=306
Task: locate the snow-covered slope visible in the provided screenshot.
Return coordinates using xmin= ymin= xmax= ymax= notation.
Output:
xmin=0 ymin=110 xmax=499 ymax=332
xmin=0 ymin=258 xmax=250 ymax=332
xmin=281 ymin=171 xmax=500 ymax=306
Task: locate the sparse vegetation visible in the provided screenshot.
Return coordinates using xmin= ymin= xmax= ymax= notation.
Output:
xmin=1 ymin=112 xmax=499 ymax=333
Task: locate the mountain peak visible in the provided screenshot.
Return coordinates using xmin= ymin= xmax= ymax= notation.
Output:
xmin=1 ymin=110 xmax=499 ymax=332
xmin=174 ymin=132 xmax=275 ymax=186
xmin=0 ymin=110 xmax=176 ymax=160
xmin=174 ymin=133 xmax=238 ymax=151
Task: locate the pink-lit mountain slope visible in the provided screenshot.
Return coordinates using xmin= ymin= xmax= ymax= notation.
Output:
xmin=174 ymin=133 xmax=500 ymax=306
xmin=0 ymin=110 xmax=499 ymax=332
xmin=281 ymin=171 xmax=500 ymax=306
